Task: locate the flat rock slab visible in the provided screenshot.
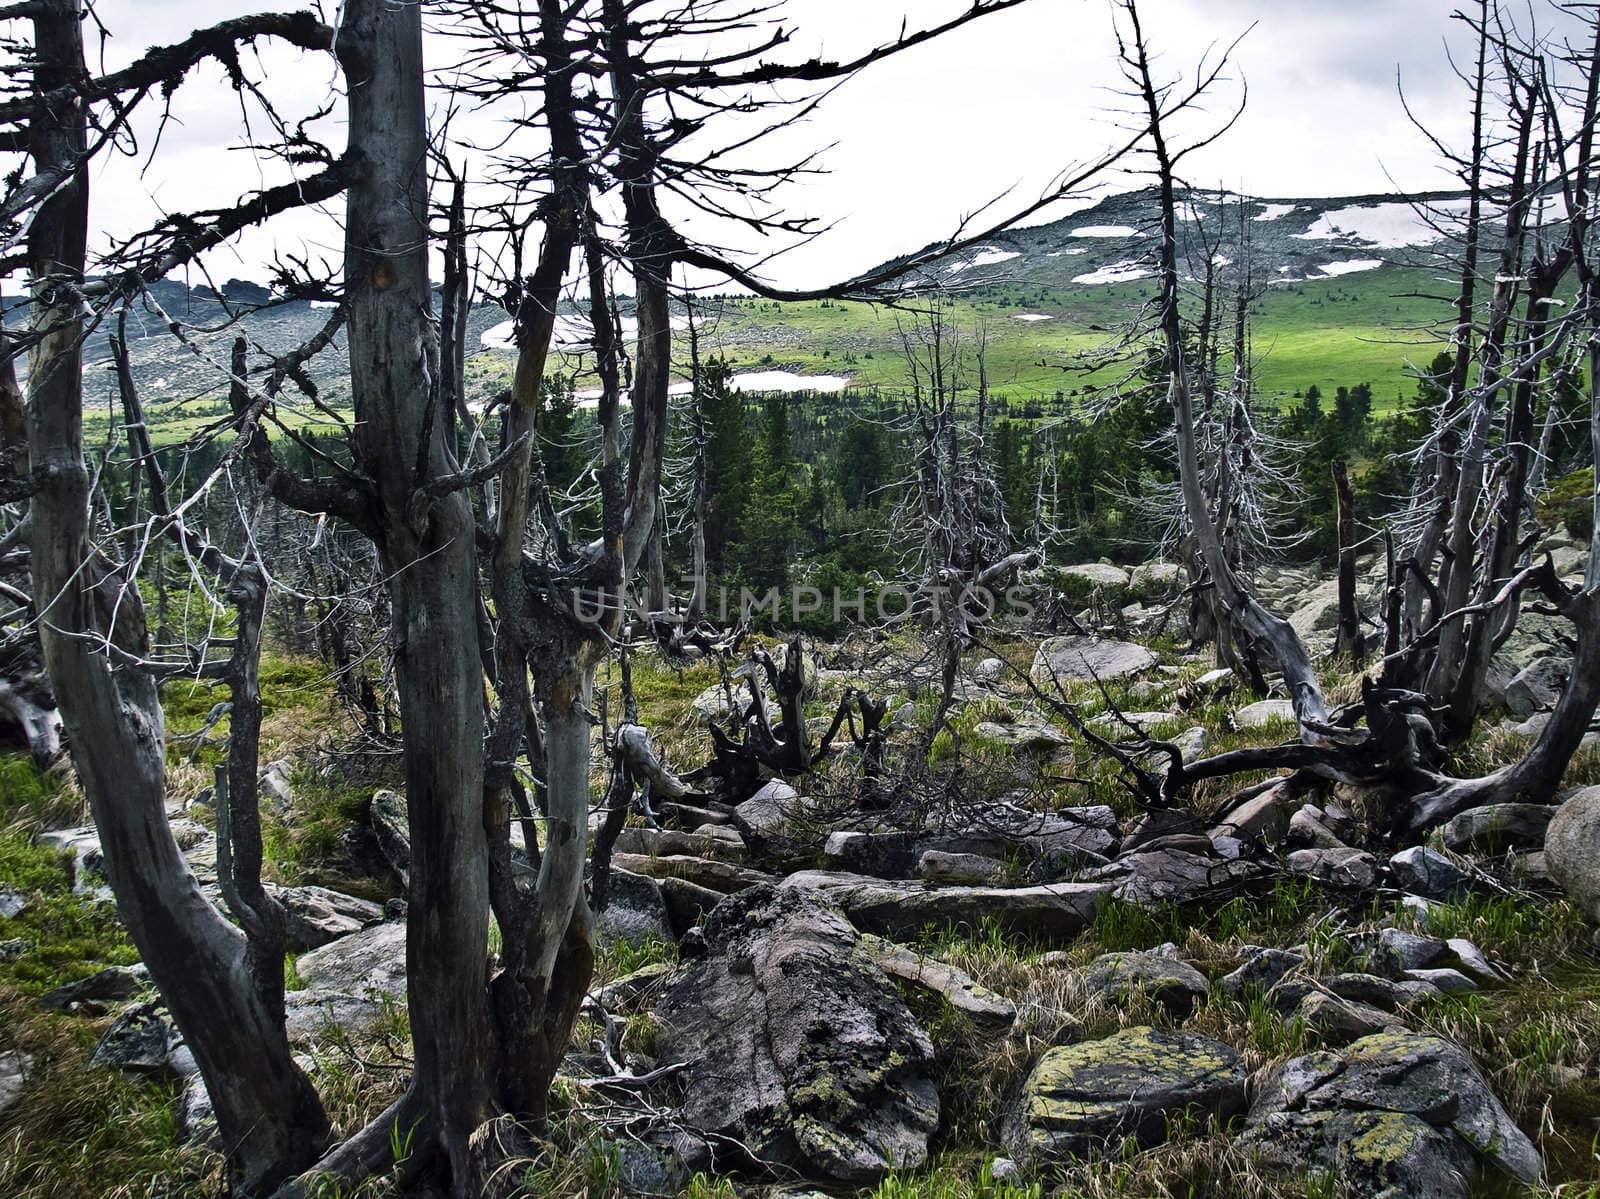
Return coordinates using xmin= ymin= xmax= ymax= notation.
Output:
xmin=863 ymin=936 xmax=1016 ymax=1030
xmin=294 ymin=919 xmax=407 ymax=999
xmin=1241 ymin=1031 xmax=1542 ymax=1195
xmin=612 ymin=826 xmax=749 ymax=863
xmin=1091 ymin=848 xmax=1264 ymax=906
xmin=1030 ymin=637 xmax=1157 ymax=687
xmin=1004 ymin=1026 xmax=1246 ymax=1164
xmin=656 ymin=885 xmax=938 ymax=1183
xmin=781 ymin=871 xmax=1109 ymax=943
xmin=1235 ymin=699 xmax=1297 ymax=728
xmin=608 ymin=853 xmax=775 ymax=895
xmin=271 ymin=884 xmax=384 ymax=952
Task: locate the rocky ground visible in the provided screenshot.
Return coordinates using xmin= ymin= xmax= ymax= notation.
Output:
xmin=1 ymin=560 xmax=1598 ymax=1198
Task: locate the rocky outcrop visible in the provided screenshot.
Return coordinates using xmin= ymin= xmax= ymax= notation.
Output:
xmin=655 ymin=886 xmax=939 ymax=1183
xmin=1004 ymin=1027 xmax=1246 ymax=1165
xmin=1240 ymin=1032 xmax=1542 ymax=1196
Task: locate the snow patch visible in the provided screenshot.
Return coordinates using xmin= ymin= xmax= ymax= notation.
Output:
xmin=1253 ymin=203 xmax=1299 ymax=223
xmin=1071 ymin=225 xmax=1139 ymax=238
xmin=1073 ymin=261 xmax=1152 ymax=286
xmin=950 ymin=247 xmax=1021 ymax=271
xmin=310 ymin=299 xmax=340 ymax=309
xmin=1012 ymin=313 xmax=1054 ymax=322
xmin=572 ymin=370 xmax=851 ymax=407
xmin=1046 ymin=248 xmax=1086 ymax=257
xmin=1317 ymin=259 xmax=1384 ymax=277
xmin=1293 ymin=202 xmax=1451 ymax=250
xmin=481 ymin=319 xmax=515 ymax=350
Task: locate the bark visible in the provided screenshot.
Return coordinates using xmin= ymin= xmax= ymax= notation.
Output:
xmin=338 ymin=0 xmax=492 ymax=1186
xmin=22 ymin=3 xmax=327 ymax=1193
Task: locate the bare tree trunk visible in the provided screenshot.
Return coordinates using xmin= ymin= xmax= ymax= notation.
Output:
xmin=1332 ymin=458 xmax=1363 ymax=665
xmin=339 ymin=1 xmax=492 ymax=1186
xmin=23 ymin=3 xmax=327 ymax=1193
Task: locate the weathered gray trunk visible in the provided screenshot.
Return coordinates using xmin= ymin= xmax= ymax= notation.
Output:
xmin=22 ymin=2 xmax=326 ymax=1193
xmin=339 ymin=0 xmax=492 ymax=1186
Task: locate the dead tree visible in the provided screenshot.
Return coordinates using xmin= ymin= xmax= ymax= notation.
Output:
xmin=8 ymin=4 xmax=341 ymax=1192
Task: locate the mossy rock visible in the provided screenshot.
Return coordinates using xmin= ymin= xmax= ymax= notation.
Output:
xmin=1243 ymin=1031 xmax=1543 ymax=1195
xmin=1003 ymin=1025 xmax=1246 ymax=1164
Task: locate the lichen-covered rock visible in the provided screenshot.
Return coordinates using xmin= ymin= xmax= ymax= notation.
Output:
xmin=1242 ymin=1108 xmax=1476 ymax=1199
xmin=1030 ymin=636 xmax=1156 ymax=686
xmin=90 ymin=1000 xmax=195 ymax=1079
xmin=655 ymin=885 xmax=939 ymax=1183
xmin=915 ymin=850 xmax=1006 ymax=886
xmin=1544 ymin=785 xmax=1600 ymax=922
xmin=1003 ymin=1026 xmax=1246 ymax=1164
xmin=1082 ymin=952 xmax=1209 ymax=1018
xmin=1240 ymin=1032 xmax=1542 ymax=1195
xmin=780 ymin=871 xmax=1109 ymax=943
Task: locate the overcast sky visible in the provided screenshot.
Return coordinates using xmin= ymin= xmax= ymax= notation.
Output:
xmin=59 ymin=0 xmax=1527 ymax=289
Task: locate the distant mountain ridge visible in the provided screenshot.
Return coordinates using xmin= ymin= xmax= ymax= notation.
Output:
xmin=882 ymin=185 xmax=1480 ymax=291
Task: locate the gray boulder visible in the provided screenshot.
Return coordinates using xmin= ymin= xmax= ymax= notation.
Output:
xmin=369 ymin=789 xmax=411 ymax=884
xmin=597 ymin=868 xmax=673 ymax=946
xmin=1240 ymin=1032 xmax=1542 ymax=1194
xmin=1060 ymin=563 xmax=1132 ymax=590
xmin=1004 ymin=1026 xmax=1246 ymax=1165
xmin=1030 ymin=636 xmax=1156 ymax=686
xmin=1544 ymin=785 xmax=1600 ymax=922
xmin=1441 ymin=803 xmax=1555 ymax=854
xmin=0 ymin=888 xmax=27 ymax=920
xmin=1286 ymin=847 xmax=1378 ymax=890
xmin=613 ymin=826 xmax=748 ymax=863
xmin=0 ymin=1050 xmax=30 ymax=1118
xmin=294 ymin=919 xmax=407 ymax=999
xmin=1235 ymin=699 xmax=1297 ymax=729
xmin=972 ymin=657 xmax=1007 ymax=685
xmin=90 ymin=1000 xmax=196 ymax=1079
xmin=655 ymin=886 xmax=939 ymax=1182
xmin=732 ymin=780 xmax=809 ymax=853
xmin=272 ymin=885 xmax=384 ymax=952
xmin=915 ymin=850 xmax=1006 ymax=886
xmin=1222 ymin=946 xmax=1304 ymax=998
xmin=258 ymin=759 xmax=295 ymax=813
xmin=1503 ymin=656 xmax=1570 ymax=719
xmin=780 ymin=871 xmax=1108 ymax=943
xmin=1094 ymin=848 xmax=1263 ymax=906
xmin=39 ymin=964 xmax=148 ymax=1012
xmin=1389 ymin=847 xmax=1474 ymax=902
xmin=1082 ymin=951 xmax=1209 ymax=1018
